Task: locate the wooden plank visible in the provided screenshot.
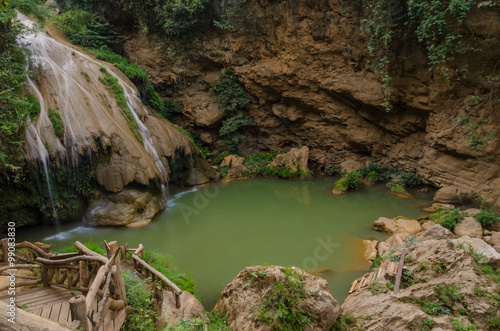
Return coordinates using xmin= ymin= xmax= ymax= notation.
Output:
xmin=367 ymin=272 xmax=376 ymax=285
xmin=40 ymin=305 xmax=52 ymax=319
xmin=17 ymin=292 xmax=72 ymax=306
xmin=27 ymin=296 xmax=73 ymax=310
xmin=114 ymin=309 xmax=126 ymax=331
xmin=349 ymin=279 xmax=359 ymax=293
xmin=49 ymin=302 xmax=62 ymax=321
xmin=59 ymin=302 xmax=70 ymax=324
xmin=393 ymin=249 xmax=408 ymax=296
xmin=31 ymin=307 xmax=42 ymax=315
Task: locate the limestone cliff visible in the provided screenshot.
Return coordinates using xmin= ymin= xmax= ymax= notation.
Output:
xmin=119 ymin=1 xmax=500 ymax=204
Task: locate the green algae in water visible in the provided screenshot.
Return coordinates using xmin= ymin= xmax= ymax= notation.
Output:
xmin=17 ymin=176 xmax=434 ymax=309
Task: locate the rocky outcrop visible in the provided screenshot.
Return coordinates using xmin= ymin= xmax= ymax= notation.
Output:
xmin=84 ymin=190 xmax=166 ymax=227
xmin=120 ymin=1 xmax=500 ymax=205
xmin=372 ymin=217 xmax=423 ymax=236
xmin=454 ymin=217 xmax=483 ymax=238
xmin=363 ymin=240 xmax=378 ymax=262
xmin=269 ymin=146 xmax=310 ymax=174
xmin=213 ymin=266 xmax=340 ymax=330
xmin=451 ymin=236 xmax=500 ymax=266
xmin=160 ymin=289 xmax=206 ymax=326
xmin=418 ymin=224 xmax=455 ymax=241
xmin=220 ymin=155 xmax=244 ymax=168
xmin=341 ymin=238 xmax=500 ymax=330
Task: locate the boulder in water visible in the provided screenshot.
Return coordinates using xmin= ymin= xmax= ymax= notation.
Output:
xmin=269 ymin=146 xmax=310 ymax=174
xmin=220 ymin=155 xmax=244 ymax=168
xmin=84 ymin=190 xmax=165 ymax=227
xmin=372 ymin=217 xmax=422 ymax=236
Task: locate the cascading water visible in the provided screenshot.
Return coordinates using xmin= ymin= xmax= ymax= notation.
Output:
xmin=16 ymin=12 xmax=196 ymax=224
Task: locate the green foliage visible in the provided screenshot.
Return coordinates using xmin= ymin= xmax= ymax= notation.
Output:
xmin=143 ymin=83 xmax=182 ymax=119
xmin=451 ymin=317 xmax=477 ymax=331
xmin=9 ymin=0 xmax=51 ymax=24
xmin=213 ymin=0 xmax=263 ymax=31
xmin=372 ymin=249 xmax=395 ymax=268
xmin=334 ymin=171 xmax=361 ymax=191
xmin=164 ymin=311 xmax=230 ymax=331
xmin=47 ymin=107 xmax=64 ymax=138
xmin=332 ymin=315 xmax=356 ymax=331
xmin=98 ymin=67 xmax=143 ymax=143
xmin=212 ymin=69 xmax=253 ymax=152
xmin=476 ymin=201 xmax=500 ymax=227
xmin=54 ymin=9 xmax=115 ymax=49
xmin=366 ymin=170 xmax=379 ymax=182
xmin=431 ymin=208 xmax=464 ymax=230
xmin=434 ymin=283 xmax=463 ymax=303
xmin=254 ymin=267 xmax=314 ymax=330
xmin=325 ymin=165 xmax=342 ymax=176
xmin=123 ymin=270 xmax=157 ymax=331
xmin=433 ymin=260 xmax=447 ymax=274
xmin=487 ymin=315 xmax=500 ymax=330
xmin=91 ymin=48 xmax=148 ymax=82
xmin=422 ymin=317 xmax=436 ymax=331
xmin=142 ymin=249 xmax=196 ymax=295
xmin=360 ymin=0 xmax=478 ymax=110
xmin=56 ymin=239 xmax=106 ymax=256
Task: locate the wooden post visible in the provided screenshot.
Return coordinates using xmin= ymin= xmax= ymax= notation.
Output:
xmin=0 ymin=238 xmax=8 ymax=262
xmin=106 ymin=241 xmax=118 ymax=259
xmin=80 ymin=261 xmax=89 ymax=288
xmin=69 ymin=295 xmax=88 ymax=331
xmin=40 ymin=264 xmax=50 ymax=287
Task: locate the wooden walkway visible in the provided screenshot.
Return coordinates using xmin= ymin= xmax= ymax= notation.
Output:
xmin=0 ymin=286 xmax=74 ymax=325
xmin=349 ymin=261 xmax=400 ymax=294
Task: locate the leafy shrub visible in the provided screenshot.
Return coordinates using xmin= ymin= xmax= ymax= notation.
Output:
xmin=54 ymin=10 xmax=115 ymax=49
xmin=476 ymin=203 xmax=500 ymax=227
xmin=123 ymin=270 xmax=157 ymax=331
xmin=488 ymin=315 xmax=500 ymax=330
xmin=211 ymin=69 xmax=253 ymax=152
xmin=431 ymin=208 xmax=463 ymax=230
xmin=334 ymin=171 xmax=361 ymax=191
xmin=9 ymin=0 xmax=51 ymax=24
xmin=254 ymin=267 xmax=314 ymax=330
xmin=91 ymin=48 xmax=148 ymax=82
xmin=48 ymin=107 xmax=64 ymax=138
xmin=366 ymin=171 xmax=379 ymax=182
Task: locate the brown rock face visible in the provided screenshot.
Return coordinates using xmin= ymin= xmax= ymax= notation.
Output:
xmin=372 ymin=217 xmax=423 ymax=236
xmin=120 ymin=1 xmax=500 ymax=205
xmin=213 ymin=266 xmax=340 ymax=331
xmin=220 ymin=155 xmax=244 ymax=168
xmin=269 ymin=146 xmax=310 ymax=174
xmin=454 ymin=217 xmax=483 ymax=239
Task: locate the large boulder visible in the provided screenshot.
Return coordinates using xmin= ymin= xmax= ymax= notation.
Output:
xmin=269 ymin=146 xmax=310 ymax=174
xmin=372 ymin=217 xmax=423 ymax=235
xmin=160 ymin=289 xmax=207 ymax=326
xmin=434 ymin=186 xmax=463 ymax=204
xmin=489 ymin=232 xmax=500 ymax=253
xmin=451 ymin=236 xmax=500 ymax=266
xmin=377 ymin=233 xmax=408 ymax=256
xmin=418 ymin=224 xmax=455 ymax=241
xmin=220 ymin=155 xmax=245 ymax=168
xmin=84 ymin=190 xmax=166 ymax=227
xmin=213 ymin=266 xmax=340 ymax=330
xmin=454 ymin=217 xmax=483 ymax=238
xmin=341 ymin=239 xmax=500 ymax=330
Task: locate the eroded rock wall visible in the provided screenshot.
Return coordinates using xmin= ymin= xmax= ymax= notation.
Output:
xmin=120 ymin=0 xmax=500 ymax=204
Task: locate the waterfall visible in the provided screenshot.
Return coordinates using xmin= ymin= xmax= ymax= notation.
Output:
xmin=16 ymin=12 xmax=195 ymax=202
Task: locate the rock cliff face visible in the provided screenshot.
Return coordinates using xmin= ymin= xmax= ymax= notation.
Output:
xmin=120 ymin=1 xmax=500 ymax=204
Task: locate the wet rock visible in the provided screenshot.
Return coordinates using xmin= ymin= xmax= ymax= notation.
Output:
xmin=372 ymin=217 xmax=422 ymax=236
xmin=213 ymin=266 xmax=340 ymax=330
xmin=269 ymin=146 xmax=310 ymax=174
xmin=84 ymin=190 xmax=165 ymax=227
xmin=451 ymin=236 xmax=500 ymax=266
xmin=454 ymin=217 xmax=483 ymax=239
xmin=182 ymin=168 xmax=210 ymax=186
xmin=434 ymin=186 xmax=463 ymax=204
xmin=388 ymin=185 xmax=414 ymax=199
xmin=160 ymin=289 xmax=207 ymax=326
xmin=422 ymin=203 xmax=456 ymax=212
xmin=220 ymin=155 xmax=244 ymax=168
xmin=363 ymin=240 xmax=378 ymax=262
xmin=418 ymin=224 xmax=455 ymax=241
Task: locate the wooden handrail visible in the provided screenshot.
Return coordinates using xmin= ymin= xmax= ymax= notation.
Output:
xmin=0 ymin=264 xmax=40 ymax=272
xmin=36 ymin=255 xmax=106 ymax=265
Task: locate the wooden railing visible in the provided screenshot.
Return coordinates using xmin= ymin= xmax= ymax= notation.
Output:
xmin=128 ymin=244 xmax=183 ymax=308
